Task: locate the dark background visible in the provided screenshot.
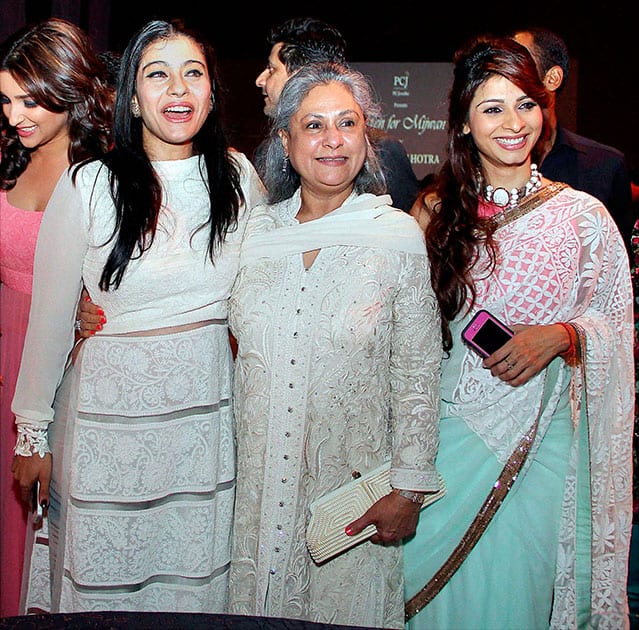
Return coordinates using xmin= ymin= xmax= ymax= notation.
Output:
xmin=1 ymin=0 xmax=638 ymax=173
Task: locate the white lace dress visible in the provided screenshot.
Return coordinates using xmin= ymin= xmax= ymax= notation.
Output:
xmin=228 ymin=191 xmax=442 ymax=629
xmin=12 ymin=153 xmax=266 ymax=612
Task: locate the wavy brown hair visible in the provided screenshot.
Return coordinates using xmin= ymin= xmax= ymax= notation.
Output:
xmin=427 ymin=35 xmax=549 ymax=352
xmin=0 ymin=17 xmax=114 ymax=190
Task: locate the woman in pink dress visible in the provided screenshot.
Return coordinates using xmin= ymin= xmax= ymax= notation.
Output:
xmin=0 ymin=18 xmax=113 ymax=616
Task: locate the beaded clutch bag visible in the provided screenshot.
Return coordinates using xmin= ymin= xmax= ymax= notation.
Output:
xmin=306 ymin=461 xmax=446 ymax=564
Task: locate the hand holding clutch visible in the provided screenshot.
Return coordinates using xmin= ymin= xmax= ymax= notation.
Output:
xmin=306 ymin=462 xmax=446 ymax=564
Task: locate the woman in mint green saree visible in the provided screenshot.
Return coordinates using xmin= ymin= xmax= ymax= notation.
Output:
xmin=404 ymin=36 xmax=634 ymax=630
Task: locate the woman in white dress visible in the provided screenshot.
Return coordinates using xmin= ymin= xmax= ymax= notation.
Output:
xmin=11 ymin=18 xmax=265 ymax=612
xmin=227 ymin=62 xmax=442 ymax=629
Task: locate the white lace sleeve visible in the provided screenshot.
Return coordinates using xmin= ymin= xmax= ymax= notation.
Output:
xmin=389 ymin=249 xmax=443 ymax=491
xmin=12 ymin=167 xmax=88 ymax=431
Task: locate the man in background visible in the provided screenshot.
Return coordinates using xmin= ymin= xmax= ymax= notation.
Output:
xmin=513 ymin=27 xmax=634 ymax=253
xmin=254 ymin=17 xmax=420 ymax=211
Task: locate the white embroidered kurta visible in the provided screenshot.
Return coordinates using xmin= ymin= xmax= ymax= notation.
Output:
xmin=228 ymin=191 xmax=442 ymax=628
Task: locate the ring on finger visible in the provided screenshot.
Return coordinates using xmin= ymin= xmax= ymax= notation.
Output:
xmin=505 ymin=358 xmax=514 ymax=370
xmin=74 ymin=319 xmax=82 ymax=332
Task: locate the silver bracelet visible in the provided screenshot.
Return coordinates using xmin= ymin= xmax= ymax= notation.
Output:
xmin=391 ymin=487 xmax=427 ymax=504
xmin=14 ymin=425 xmax=51 ymax=458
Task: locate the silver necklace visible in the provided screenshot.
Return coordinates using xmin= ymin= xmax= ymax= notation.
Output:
xmin=482 ymin=163 xmax=542 ymax=209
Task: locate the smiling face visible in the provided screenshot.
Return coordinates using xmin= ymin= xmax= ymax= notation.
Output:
xmin=464 ymin=74 xmax=543 ymax=182
xmin=0 ymin=71 xmax=69 ymax=152
xmin=132 ymin=34 xmax=212 ymax=160
xmin=279 ymin=81 xmax=368 ymax=200
xmin=255 ymin=42 xmax=290 ymax=118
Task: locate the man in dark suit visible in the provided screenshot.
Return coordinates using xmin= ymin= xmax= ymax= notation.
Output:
xmin=253 ymin=17 xmax=420 ymax=211
xmin=513 ymin=27 xmax=634 ymax=253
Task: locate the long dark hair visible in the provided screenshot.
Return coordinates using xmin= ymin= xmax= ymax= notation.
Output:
xmin=97 ymin=18 xmax=244 ymax=291
xmin=426 ymin=35 xmax=549 ymax=351
xmin=0 ymin=17 xmax=113 ymax=190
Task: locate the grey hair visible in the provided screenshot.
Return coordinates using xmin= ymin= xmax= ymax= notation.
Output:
xmin=262 ymin=61 xmax=387 ymax=203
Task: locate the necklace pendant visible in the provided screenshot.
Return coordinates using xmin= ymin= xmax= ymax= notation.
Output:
xmin=481 ymin=163 xmax=542 ymax=210
xmin=491 ymin=187 xmax=510 ymax=207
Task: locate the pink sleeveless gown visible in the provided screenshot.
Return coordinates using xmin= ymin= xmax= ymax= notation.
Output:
xmin=0 ymin=191 xmax=43 ymax=617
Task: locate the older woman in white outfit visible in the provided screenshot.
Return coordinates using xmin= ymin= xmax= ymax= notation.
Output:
xmin=227 ymin=62 xmax=442 ymax=629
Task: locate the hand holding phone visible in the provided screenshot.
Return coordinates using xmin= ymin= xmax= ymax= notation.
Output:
xmin=31 ymin=481 xmax=43 ymax=527
xmin=461 ymin=309 xmax=514 ymax=358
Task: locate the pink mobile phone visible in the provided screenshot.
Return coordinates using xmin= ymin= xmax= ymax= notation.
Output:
xmin=461 ymin=309 xmax=514 ymax=358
